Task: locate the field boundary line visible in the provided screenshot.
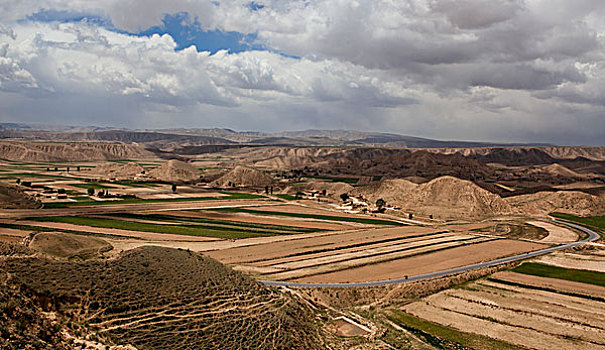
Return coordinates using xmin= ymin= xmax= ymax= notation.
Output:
xmin=260 ymin=220 xmax=600 ymax=288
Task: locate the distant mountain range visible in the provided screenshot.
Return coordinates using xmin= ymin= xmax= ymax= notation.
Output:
xmin=0 ymin=122 xmax=553 ymax=148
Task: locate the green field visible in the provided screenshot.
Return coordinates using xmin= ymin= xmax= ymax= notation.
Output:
xmin=26 ymin=214 xmax=303 ymax=239
xmin=385 ymin=310 xmax=523 ymax=350
xmin=275 ymin=194 xmax=297 ymax=200
xmin=43 ymin=192 xmax=265 ymax=208
xmin=108 ymin=213 xmax=318 ymax=234
xmin=512 ymin=262 xmax=605 ymax=287
xmin=215 ymin=207 xmax=406 ymax=226
xmin=551 ymin=213 xmax=605 ymax=232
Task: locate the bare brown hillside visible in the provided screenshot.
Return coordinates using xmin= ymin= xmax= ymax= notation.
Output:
xmin=90 ymin=162 xmax=145 ymax=180
xmin=0 ymin=141 xmax=155 ymax=162
xmin=147 ymin=159 xmax=200 ymax=182
xmin=210 ymin=166 xmax=274 ymax=187
xmin=295 ymin=149 xmax=496 ymax=182
xmin=0 ymin=246 xmax=320 ymax=350
xmin=424 ymin=146 xmax=605 ymax=162
xmin=0 ymin=183 xmax=41 ymax=209
xmin=505 ymin=191 xmax=605 ymax=216
xmin=353 ymin=176 xmax=514 ymax=219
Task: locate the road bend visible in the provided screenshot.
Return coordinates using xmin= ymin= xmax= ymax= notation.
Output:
xmin=260 ymin=219 xmax=600 ymax=288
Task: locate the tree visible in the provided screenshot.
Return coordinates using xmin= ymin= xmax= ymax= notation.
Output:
xmin=340 ymin=193 xmax=349 ymax=202
xmin=15 ymin=179 xmax=20 ymax=184
xmin=172 ymin=184 xmax=177 ymax=193
xmin=66 ymin=167 xmax=70 ymax=172
xmin=76 ymin=166 xmax=80 ymax=171
xmin=295 ymin=191 xmax=304 ymax=200
xmin=97 ymin=190 xmax=104 ymax=197
xmin=46 ymin=167 xmax=50 ymax=172
xmin=57 ymin=188 xmax=66 ymax=194
xmin=376 ymin=198 xmax=386 ymax=211
xmin=265 ymin=186 xmax=269 ymax=194
xmin=321 ymin=189 xmax=327 ymax=196
xmin=87 ymin=188 xmax=94 ymax=196
xmin=409 ymin=213 xmax=413 ymax=220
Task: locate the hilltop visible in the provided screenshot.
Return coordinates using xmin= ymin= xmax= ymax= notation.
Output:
xmin=210 ymin=166 xmax=275 ymax=187
xmin=353 ymin=176 xmax=513 ymax=219
xmin=0 ymin=246 xmax=320 ymax=350
xmin=147 ymin=159 xmax=200 ymax=182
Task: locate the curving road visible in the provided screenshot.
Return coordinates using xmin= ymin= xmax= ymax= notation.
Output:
xmin=260 ymin=220 xmax=600 ymax=288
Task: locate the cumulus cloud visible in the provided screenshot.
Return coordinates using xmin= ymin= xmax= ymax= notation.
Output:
xmin=0 ymin=0 xmax=603 ymax=145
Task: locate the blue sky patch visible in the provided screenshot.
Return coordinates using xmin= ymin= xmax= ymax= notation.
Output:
xmin=138 ymin=13 xmax=264 ymax=54
xmin=25 ymin=9 xmax=298 ymax=57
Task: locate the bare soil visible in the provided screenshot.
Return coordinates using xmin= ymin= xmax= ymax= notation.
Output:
xmin=292 ymin=239 xmax=547 ymax=283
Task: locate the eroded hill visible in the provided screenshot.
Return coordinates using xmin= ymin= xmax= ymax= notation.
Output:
xmin=0 ymin=246 xmax=320 ymax=350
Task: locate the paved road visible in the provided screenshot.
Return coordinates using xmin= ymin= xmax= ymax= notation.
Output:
xmin=260 ymin=220 xmax=600 ymax=288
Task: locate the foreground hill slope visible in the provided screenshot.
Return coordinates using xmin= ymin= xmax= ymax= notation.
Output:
xmin=0 ymin=246 xmax=319 ymax=350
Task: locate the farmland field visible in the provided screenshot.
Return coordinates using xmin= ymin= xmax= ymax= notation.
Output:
xmin=551 ymin=213 xmax=605 ymax=232
xmin=216 ymin=207 xmax=406 ymax=226
xmin=402 ymin=267 xmax=605 ymax=350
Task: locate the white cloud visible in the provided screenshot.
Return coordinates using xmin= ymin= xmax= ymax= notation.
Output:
xmin=0 ymin=0 xmax=603 ymax=144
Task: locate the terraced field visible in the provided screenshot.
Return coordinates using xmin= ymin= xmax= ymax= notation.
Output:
xmin=402 ymin=265 xmax=605 ymax=350
xmin=205 ymin=226 xmax=548 ymax=283
xmin=22 ymin=213 xmax=319 ymax=240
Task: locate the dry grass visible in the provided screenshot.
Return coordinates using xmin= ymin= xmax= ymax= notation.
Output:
xmin=0 ymin=246 xmax=321 ymax=350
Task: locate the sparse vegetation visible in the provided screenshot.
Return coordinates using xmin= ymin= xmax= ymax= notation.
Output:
xmin=0 ymin=247 xmax=320 ymax=349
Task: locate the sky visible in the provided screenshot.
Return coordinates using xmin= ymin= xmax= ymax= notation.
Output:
xmin=0 ymin=0 xmax=604 ymax=145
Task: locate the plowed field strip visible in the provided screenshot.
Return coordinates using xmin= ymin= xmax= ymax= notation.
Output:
xmin=489 ymin=271 xmax=605 ymax=300
xmin=262 ymin=235 xmax=480 ymax=270
xmin=290 ymin=240 xmax=548 ymax=284
xmin=206 ymin=226 xmax=443 ymax=264
xmin=443 ymin=288 xmax=605 ymax=328
xmin=404 ymin=301 xmax=604 ymax=350
xmin=165 ymin=210 xmax=355 ymax=230
xmin=263 ymin=237 xmax=495 ymax=281
xmin=426 ymin=293 xmax=605 ymax=344
xmin=475 ymin=279 xmax=605 ymax=315
xmin=251 ymin=232 xmax=456 ymax=266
